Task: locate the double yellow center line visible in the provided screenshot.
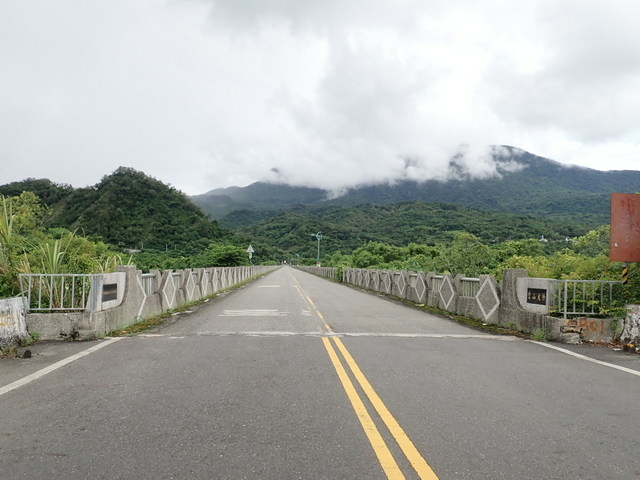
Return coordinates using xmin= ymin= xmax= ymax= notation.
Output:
xmin=293 ymin=280 xmax=439 ymax=479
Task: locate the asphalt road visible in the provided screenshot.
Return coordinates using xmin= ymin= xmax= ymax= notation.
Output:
xmin=1 ymin=266 xmax=640 ymax=479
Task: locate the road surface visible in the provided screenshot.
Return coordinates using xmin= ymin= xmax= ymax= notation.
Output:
xmin=1 ymin=266 xmax=639 ymax=479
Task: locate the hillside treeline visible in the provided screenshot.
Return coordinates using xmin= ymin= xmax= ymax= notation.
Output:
xmin=0 ymin=169 xmax=254 ymax=296
xmin=1 ymin=168 xmax=229 ymax=254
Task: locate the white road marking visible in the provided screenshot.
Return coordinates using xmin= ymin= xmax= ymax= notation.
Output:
xmin=0 ymin=337 xmax=123 ymax=397
xmin=529 ymin=341 xmax=640 ymax=378
xmin=338 ymin=333 xmax=517 ymax=340
xmin=220 ymin=309 xmax=289 ymax=317
xmin=139 ymin=334 xmax=184 ymax=339
xmin=136 ymin=331 xmax=520 ymax=340
xmin=257 ymin=285 xmax=281 ymax=288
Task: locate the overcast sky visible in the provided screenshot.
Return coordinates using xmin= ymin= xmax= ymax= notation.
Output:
xmin=1 ymin=0 xmax=639 ymax=195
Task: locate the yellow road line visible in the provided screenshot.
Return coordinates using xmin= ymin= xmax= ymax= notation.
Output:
xmin=292 ymin=284 xmax=305 ymax=300
xmin=332 ymin=337 xmax=439 ymax=479
xmin=292 ymin=274 xmax=332 ymax=330
xmin=322 ymin=337 xmax=405 ymax=480
xmin=293 ymin=269 xmax=436 ymax=477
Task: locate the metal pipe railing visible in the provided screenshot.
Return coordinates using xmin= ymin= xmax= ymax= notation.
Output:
xmin=549 ymin=279 xmax=623 ymax=319
xmin=460 ymin=277 xmax=480 ymax=297
xmin=19 ymin=273 xmax=96 ymax=311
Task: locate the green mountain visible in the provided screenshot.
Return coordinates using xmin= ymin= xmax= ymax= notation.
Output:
xmin=192 ymin=183 xmax=326 ymax=223
xmin=4 ymin=145 xmax=638 ymax=261
xmin=238 ymin=202 xmax=588 ymax=260
xmin=0 ymin=168 xmax=229 ymax=253
xmin=193 ymin=147 xmax=640 ymax=227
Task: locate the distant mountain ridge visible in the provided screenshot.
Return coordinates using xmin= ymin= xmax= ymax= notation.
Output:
xmin=2 ymin=147 xmax=638 ymax=259
xmin=191 ymin=147 xmax=640 ymax=227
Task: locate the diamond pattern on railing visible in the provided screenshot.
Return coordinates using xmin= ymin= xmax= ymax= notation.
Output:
xmin=211 ymin=269 xmax=219 ymax=293
xmin=395 ymin=272 xmax=406 ymax=296
xmin=162 ymin=275 xmax=177 ymax=310
xmin=439 ymin=275 xmax=455 ymax=309
xmin=135 ymin=273 xmax=148 ymax=319
xmin=476 ymin=277 xmax=500 ymax=321
xmin=415 ymin=273 xmax=426 ymax=300
xmin=186 ymin=272 xmax=196 ymax=301
xmin=201 ymin=270 xmax=210 ymax=296
xmin=383 ymin=272 xmax=392 ymax=294
xmin=372 ymin=271 xmax=380 ymax=290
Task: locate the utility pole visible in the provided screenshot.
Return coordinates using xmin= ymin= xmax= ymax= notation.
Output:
xmin=311 ymin=232 xmax=323 ymax=266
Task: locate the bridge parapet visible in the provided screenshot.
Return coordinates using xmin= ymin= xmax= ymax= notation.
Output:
xmin=343 ymin=267 xmax=625 ymax=343
xmin=16 ymin=265 xmax=279 ymax=341
xmin=294 ymin=266 xmax=338 ymax=280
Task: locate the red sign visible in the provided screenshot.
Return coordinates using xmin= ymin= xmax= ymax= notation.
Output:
xmin=610 ymin=193 xmax=640 ymax=262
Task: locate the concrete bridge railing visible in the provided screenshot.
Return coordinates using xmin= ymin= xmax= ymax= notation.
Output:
xmin=342 ymin=267 xmax=631 ymax=344
xmin=19 ymin=265 xmax=279 ymax=341
xmin=293 ymin=266 xmax=338 ymax=281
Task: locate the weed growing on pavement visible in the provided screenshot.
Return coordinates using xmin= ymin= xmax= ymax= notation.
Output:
xmin=532 ymin=328 xmax=548 ymax=342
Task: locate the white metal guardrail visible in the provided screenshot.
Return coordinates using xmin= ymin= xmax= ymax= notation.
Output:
xmin=19 ymin=273 xmax=97 ymax=311
xmin=141 ymin=273 xmax=157 ymax=296
xmin=549 ymin=279 xmax=623 ymax=319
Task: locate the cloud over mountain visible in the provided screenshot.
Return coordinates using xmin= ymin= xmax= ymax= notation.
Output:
xmin=1 ymin=0 xmax=639 ymax=194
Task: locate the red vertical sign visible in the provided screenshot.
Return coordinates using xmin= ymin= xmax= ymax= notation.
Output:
xmin=610 ymin=193 xmax=640 ymax=262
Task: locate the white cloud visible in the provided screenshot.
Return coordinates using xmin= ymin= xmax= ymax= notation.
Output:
xmin=1 ymin=0 xmax=639 ymax=195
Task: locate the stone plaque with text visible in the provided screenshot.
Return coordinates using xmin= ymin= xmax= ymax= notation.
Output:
xmin=102 ymin=283 xmax=118 ymax=302
xmin=526 ymin=288 xmax=547 ymax=305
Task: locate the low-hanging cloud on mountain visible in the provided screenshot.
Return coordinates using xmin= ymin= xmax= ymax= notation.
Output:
xmin=1 ymin=0 xmax=639 ymax=194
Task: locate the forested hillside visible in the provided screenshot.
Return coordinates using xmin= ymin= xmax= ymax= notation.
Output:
xmin=237 ymin=202 xmax=588 ymax=261
xmin=0 ymin=178 xmax=73 ymax=205
xmin=1 ymin=162 xmax=617 ymax=264
xmin=193 ymin=184 xmax=326 ymax=221
xmin=1 ymin=168 xmax=229 ymax=254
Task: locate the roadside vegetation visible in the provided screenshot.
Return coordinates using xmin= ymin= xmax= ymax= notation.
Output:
xmin=0 ymin=192 xmax=250 ymax=297
xmin=0 ymin=192 xmax=127 ymax=296
xmin=319 ymin=227 xmax=639 ymax=303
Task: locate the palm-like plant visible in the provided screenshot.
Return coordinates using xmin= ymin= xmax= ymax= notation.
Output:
xmin=0 ymin=196 xmax=18 ymax=295
xmin=0 ymin=196 xmax=14 ymax=247
xmin=38 ymin=239 xmax=66 ymax=274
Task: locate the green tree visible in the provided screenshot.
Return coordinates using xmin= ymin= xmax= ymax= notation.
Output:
xmin=195 ymin=244 xmax=248 ymax=267
xmin=439 ymin=232 xmax=495 ymax=276
xmin=11 ymin=191 xmax=48 ymax=235
xmin=571 ymin=225 xmax=610 ymax=257
xmin=351 ymin=242 xmax=405 ymax=268
xmin=0 ymin=193 xmax=46 ymax=295
xmin=493 ymin=238 xmax=544 ymax=264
